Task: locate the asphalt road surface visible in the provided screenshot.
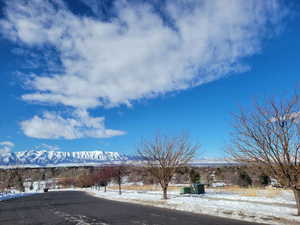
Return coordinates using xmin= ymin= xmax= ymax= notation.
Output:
xmin=0 ymin=191 xmax=265 ymax=225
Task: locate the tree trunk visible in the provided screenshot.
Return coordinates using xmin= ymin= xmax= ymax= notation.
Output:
xmin=163 ymin=186 xmax=168 ymax=200
xmin=118 ymin=183 xmax=122 ymax=195
xmin=293 ymin=189 xmax=300 ymax=216
xmin=104 ymin=186 xmax=107 ymax=192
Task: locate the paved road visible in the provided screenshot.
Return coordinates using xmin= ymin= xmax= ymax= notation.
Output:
xmin=0 ymin=191 xmax=265 ymax=225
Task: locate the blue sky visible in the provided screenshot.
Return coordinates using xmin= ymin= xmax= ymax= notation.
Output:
xmin=0 ymin=0 xmax=299 ymax=157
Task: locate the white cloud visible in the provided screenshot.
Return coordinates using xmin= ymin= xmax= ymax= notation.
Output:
xmin=20 ymin=109 xmax=125 ymax=139
xmin=0 ymin=141 xmax=14 ymax=147
xmin=0 ymin=0 xmax=285 ymax=139
xmin=0 ymin=0 xmax=284 ymax=109
xmin=0 ymin=141 xmax=14 ymax=155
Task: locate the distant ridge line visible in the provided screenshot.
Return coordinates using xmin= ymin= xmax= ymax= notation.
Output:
xmin=0 ymin=150 xmax=239 ymax=168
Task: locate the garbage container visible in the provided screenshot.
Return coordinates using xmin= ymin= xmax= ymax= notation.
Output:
xmin=192 ymin=183 xmax=205 ymax=194
xmin=43 ymin=188 xmax=49 ymax=193
xmin=180 ymin=187 xmax=192 ymax=194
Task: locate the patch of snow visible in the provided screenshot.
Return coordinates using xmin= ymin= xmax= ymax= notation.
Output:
xmin=0 ymin=190 xmax=37 ymax=201
xmin=58 ymin=187 xmax=300 ymax=225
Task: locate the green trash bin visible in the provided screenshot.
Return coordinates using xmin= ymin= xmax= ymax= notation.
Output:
xmin=192 ymin=183 xmax=205 ymax=194
xmin=180 ymin=186 xmax=192 ymax=194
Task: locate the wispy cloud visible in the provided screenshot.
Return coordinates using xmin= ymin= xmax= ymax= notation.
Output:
xmin=1 ymin=0 xmax=285 ymax=108
xmin=0 ymin=0 xmax=285 ymax=139
xmin=0 ymin=141 xmax=14 ymax=155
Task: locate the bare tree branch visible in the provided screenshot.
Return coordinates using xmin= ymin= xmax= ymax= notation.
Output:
xmin=228 ymin=94 xmax=300 ymax=215
xmin=137 ymin=133 xmax=199 ymax=199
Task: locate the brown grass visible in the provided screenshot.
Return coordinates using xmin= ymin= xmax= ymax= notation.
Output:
xmin=264 ymin=188 xmax=284 ymax=198
xmin=210 ymin=185 xmax=285 ymax=198
xmin=107 ymin=184 xmax=287 ymax=199
xmin=107 ymin=184 xmax=187 ymax=192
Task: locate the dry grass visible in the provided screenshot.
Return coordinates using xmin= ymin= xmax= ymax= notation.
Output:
xmin=108 ymin=184 xmax=286 ymax=199
xmin=108 ymin=185 xmax=160 ymax=191
xmin=210 ymin=185 xmax=285 ymax=198
xmin=241 ymin=189 xmax=259 ymax=197
xmin=264 ymin=188 xmax=284 ymax=198
xmin=107 ymin=184 xmax=186 ymax=192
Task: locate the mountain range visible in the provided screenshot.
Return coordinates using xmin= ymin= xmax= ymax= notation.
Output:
xmin=0 ymin=150 xmax=237 ymax=168
xmin=0 ymin=150 xmax=138 ymax=167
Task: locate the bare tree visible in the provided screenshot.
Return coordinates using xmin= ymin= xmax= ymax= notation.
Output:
xmin=138 ymin=134 xmax=199 ymax=199
xmin=6 ymin=168 xmax=25 ymax=192
xmin=76 ymin=173 xmax=94 ymax=188
xmin=93 ymin=167 xmax=115 ymax=192
xmin=228 ymin=94 xmax=300 ymax=215
xmin=0 ymin=169 xmax=10 ymax=193
xmin=111 ymin=165 xmax=129 ymax=195
xmin=57 ymin=177 xmax=76 ymax=188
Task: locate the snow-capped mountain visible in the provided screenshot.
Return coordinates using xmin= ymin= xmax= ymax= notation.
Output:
xmin=0 ymin=150 xmax=138 ymax=167
xmin=0 ymin=150 xmax=238 ymax=168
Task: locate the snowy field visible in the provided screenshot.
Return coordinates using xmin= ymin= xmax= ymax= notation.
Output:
xmin=75 ymin=186 xmax=300 ymax=225
xmin=0 ymin=190 xmax=36 ymax=201
xmin=1 ymin=185 xmax=300 ymax=225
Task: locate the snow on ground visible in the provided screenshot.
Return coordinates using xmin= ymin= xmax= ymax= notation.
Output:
xmin=0 ymin=190 xmax=37 ymax=201
xmin=204 ymin=188 xmax=295 ymax=205
xmin=64 ymin=187 xmax=300 ymax=225
xmin=0 ymin=182 xmax=47 ymax=201
xmin=2 ymin=185 xmax=299 ymax=224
